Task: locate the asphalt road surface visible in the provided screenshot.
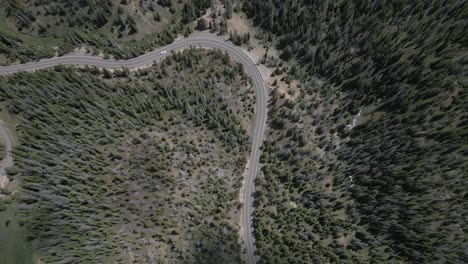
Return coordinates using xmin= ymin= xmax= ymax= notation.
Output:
xmin=0 ymin=32 xmax=266 ymax=264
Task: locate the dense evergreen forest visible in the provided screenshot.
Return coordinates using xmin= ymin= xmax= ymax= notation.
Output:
xmin=242 ymin=0 xmax=467 ymax=263
xmin=0 ymin=0 xmax=466 ymax=263
xmin=0 ymin=0 xmax=215 ymax=64
xmin=0 ymin=49 xmax=255 ymax=263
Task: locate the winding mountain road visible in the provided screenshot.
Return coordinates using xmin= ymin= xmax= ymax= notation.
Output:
xmin=0 ymin=32 xmax=266 ymax=264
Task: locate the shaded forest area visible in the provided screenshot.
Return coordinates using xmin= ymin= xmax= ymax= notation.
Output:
xmin=0 ymin=48 xmax=255 ymax=263
xmin=242 ymin=0 xmax=467 ymax=263
xmin=0 ymin=0 xmax=214 ymax=64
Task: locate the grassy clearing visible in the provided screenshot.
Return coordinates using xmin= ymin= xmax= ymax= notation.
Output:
xmin=0 ymin=7 xmax=63 ymax=48
xmin=0 ymin=195 xmax=34 ymax=264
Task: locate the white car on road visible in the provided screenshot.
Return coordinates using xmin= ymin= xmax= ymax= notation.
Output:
xmin=160 ymin=50 xmax=167 ymax=55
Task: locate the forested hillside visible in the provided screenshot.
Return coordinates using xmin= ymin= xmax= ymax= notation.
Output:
xmin=241 ymin=0 xmax=467 ymax=263
xmin=0 ymin=0 xmax=214 ymax=64
xmin=0 ymin=48 xmax=255 ymax=263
